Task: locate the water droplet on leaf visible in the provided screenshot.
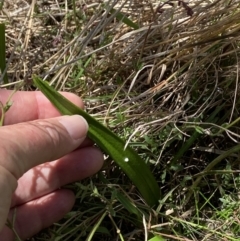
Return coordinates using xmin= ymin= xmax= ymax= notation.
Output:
xmin=124 ymin=157 xmax=129 ymax=162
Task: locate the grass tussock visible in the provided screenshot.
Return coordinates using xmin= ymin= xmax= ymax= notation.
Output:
xmin=1 ymin=0 xmax=240 ymax=240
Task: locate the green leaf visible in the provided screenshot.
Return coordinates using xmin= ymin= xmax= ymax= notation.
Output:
xmin=33 ymin=76 xmax=160 ymax=207
xmin=0 ymin=0 xmax=4 ymax=10
xmin=148 ymin=235 xmax=166 ymax=241
xmin=109 ymin=8 xmax=139 ymax=30
xmin=114 ymin=191 xmax=141 ymax=218
xmin=86 ymin=211 xmax=107 ymax=241
xmin=194 ymin=126 xmax=204 ymax=134
xmin=0 ymin=23 xmax=8 ymax=84
xmin=170 ymin=105 xmax=223 ymax=165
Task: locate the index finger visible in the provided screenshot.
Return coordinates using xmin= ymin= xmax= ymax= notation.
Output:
xmin=0 ymin=90 xmax=84 ymax=125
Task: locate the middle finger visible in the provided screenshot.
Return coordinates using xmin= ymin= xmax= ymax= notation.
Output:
xmin=11 ymin=147 xmax=103 ymax=207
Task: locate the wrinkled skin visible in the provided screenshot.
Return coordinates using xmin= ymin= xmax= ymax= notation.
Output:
xmin=0 ymin=90 xmax=104 ymax=240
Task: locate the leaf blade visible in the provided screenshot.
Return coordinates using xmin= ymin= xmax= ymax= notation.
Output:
xmin=109 ymin=8 xmax=139 ymax=30
xmin=33 ymin=76 xmax=160 ymax=207
xmin=0 ymin=23 xmax=8 ymax=84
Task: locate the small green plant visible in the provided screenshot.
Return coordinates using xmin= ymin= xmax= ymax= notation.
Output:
xmin=0 ymin=87 xmax=20 ymax=126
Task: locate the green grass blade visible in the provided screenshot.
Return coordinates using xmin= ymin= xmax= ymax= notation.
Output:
xmin=148 ymin=235 xmax=166 ymax=241
xmin=170 ymin=105 xmax=224 ymax=165
xmin=86 ymin=211 xmax=107 ymax=241
xmin=0 ymin=0 xmax=4 ymax=10
xmin=115 ymin=191 xmax=141 ymax=218
xmin=33 ymin=76 xmax=160 ymax=207
xmin=0 ymin=23 xmax=8 ymax=84
xmin=109 ymin=8 xmax=139 ymax=30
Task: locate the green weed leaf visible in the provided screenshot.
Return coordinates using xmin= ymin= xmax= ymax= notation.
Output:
xmin=114 ymin=191 xmax=141 ymax=217
xmin=33 ymin=76 xmax=160 ymax=207
xmin=148 ymin=235 xmax=166 ymax=241
xmin=109 ymin=8 xmax=139 ymax=30
xmin=0 ymin=23 xmax=8 ymax=84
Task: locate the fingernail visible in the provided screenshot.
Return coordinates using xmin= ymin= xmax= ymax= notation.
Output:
xmin=58 ymin=115 xmax=88 ymax=140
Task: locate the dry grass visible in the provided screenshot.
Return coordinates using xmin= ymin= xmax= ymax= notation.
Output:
xmin=1 ymin=0 xmax=240 ymax=240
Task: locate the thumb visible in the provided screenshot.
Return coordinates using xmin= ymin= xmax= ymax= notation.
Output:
xmin=0 ymin=115 xmax=88 ymax=230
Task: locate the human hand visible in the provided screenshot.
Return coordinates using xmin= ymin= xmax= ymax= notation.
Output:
xmin=0 ymin=90 xmax=104 ymax=240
